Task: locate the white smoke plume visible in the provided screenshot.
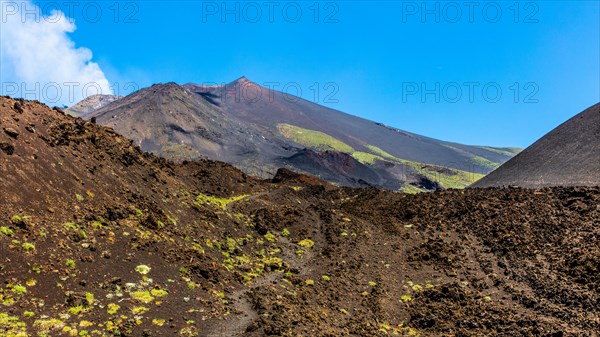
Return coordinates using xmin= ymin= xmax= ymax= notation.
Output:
xmin=0 ymin=0 xmax=112 ymax=106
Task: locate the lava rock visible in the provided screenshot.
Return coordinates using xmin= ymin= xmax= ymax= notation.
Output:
xmin=0 ymin=142 xmax=14 ymax=155
xmin=13 ymin=101 xmax=24 ymax=113
xmin=3 ymin=127 xmax=19 ymax=139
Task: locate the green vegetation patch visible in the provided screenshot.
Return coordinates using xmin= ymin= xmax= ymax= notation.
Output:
xmin=475 ymin=146 xmax=522 ymax=157
xmin=135 ymin=265 xmax=151 ymax=275
xmin=351 ymin=151 xmax=385 ymax=165
xmin=150 ymin=288 xmax=168 ymax=297
xmin=11 ymin=215 xmax=31 ymax=225
xmin=277 ymin=124 xmax=484 ymax=189
xmin=369 ymin=144 xmax=485 ymax=189
xmin=131 ymin=291 xmax=154 ymax=303
xmin=195 ymin=194 xmax=250 ymax=210
xmin=298 ymin=239 xmax=315 ymax=248
xmin=414 ymin=164 xmax=485 ymax=189
xmin=278 ymin=123 xmax=354 ymax=152
xmin=399 ymin=185 xmax=424 ymax=194
xmin=442 ymin=144 xmax=499 ymax=169
xmin=365 ymin=145 xmax=399 ymax=161
xmin=469 ymin=155 xmax=499 ymax=169
xmin=0 ymin=226 xmax=14 ymax=236
xmin=0 ymin=313 xmax=28 ymax=336
xmin=21 ymin=242 xmax=35 ymax=252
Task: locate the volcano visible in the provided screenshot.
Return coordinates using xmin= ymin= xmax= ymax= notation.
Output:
xmin=82 ymin=78 xmax=520 ymax=190
xmin=66 ymin=94 xmax=122 ymax=116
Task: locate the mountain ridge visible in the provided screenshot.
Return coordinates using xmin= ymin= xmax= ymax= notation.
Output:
xmin=81 ymin=78 xmax=520 ymax=190
xmin=66 ymin=94 xmax=122 ymax=116
xmin=183 ymin=77 xmax=519 ymax=169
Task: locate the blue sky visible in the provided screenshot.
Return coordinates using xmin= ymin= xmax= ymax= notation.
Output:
xmin=6 ymin=1 xmax=600 ymax=148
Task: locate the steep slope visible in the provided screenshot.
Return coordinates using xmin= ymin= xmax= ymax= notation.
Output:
xmin=184 ymin=77 xmax=518 ymax=173
xmin=66 ymin=94 xmax=121 ymax=116
xmin=473 ymin=103 xmax=600 ymax=187
xmin=0 ymin=97 xmax=598 ymax=336
xmin=87 ymin=85 xmax=419 ymax=189
xmin=81 ymin=79 xmax=516 ymax=190
xmin=281 ymin=149 xmax=402 ymax=189
xmin=88 ymin=82 xmax=292 ymax=165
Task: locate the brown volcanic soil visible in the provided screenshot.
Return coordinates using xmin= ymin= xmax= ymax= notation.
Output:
xmin=1 ymin=97 xmax=599 ymax=337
